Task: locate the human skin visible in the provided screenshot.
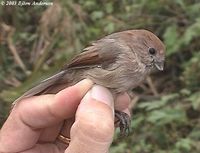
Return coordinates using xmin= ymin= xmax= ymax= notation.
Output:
xmin=0 ymin=79 xmax=131 ymax=153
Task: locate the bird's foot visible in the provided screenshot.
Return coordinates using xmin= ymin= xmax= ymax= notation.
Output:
xmin=115 ymin=110 xmax=131 ymax=136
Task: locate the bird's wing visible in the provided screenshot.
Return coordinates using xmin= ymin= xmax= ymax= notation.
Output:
xmin=63 ymin=39 xmax=120 ymax=70
xmin=63 ymin=50 xmax=102 ymax=69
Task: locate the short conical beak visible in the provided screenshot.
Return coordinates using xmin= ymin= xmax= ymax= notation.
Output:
xmin=155 ymin=61 xmax=164 ymax=71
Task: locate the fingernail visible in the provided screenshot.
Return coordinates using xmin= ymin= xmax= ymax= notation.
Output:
xmin=75 ymin=79 xmax=94 ymax=95
xmin=91 ymin=85 xmax=114 ymax=108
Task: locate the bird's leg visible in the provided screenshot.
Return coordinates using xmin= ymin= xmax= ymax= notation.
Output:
xmin=114 ymin=110 xmax=130 ymax=136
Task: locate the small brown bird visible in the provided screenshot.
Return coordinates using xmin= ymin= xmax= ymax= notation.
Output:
xmin=13 ymin=29 xmax=165 ymax=135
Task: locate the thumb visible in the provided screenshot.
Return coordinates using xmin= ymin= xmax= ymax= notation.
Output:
xmin=65 ymin=85 xmax=114 ymax=153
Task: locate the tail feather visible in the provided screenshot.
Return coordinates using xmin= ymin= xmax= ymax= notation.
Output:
xmin=12 ymin=70 xmax=67 ymax=105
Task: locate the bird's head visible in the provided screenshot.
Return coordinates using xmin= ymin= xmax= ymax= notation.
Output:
xmin=127 ymin=30 xmax=165 ymax=71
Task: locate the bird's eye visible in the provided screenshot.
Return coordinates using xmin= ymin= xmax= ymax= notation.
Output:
xmin=148 ymin=47 xmax=156 ymax=55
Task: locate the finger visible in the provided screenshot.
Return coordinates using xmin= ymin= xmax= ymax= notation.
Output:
xmin=20 ymin=143 xmax=64 ymax=153
xmin=0 ymin=79 xmax=93 ymax=153
xmin=38 ymin=122 xmax=63 ymax=142
xmin=16 ymin=79 xmax=93 ymax=128
xmin=115 ymin=92 xmax=131 ymax=111
xmin=65 ymin=85 xmax=114 ymax=153
xmin=114 ymin=93 xmax=131 ymax=128
xmin=37 ymin=115 xmax=73 ymax=143
xmin=20 ymin=143 xmax=61 ymax=153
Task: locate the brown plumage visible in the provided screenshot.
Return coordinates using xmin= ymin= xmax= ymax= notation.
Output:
xmin=13 ymin=29 xmax=165 ymax=135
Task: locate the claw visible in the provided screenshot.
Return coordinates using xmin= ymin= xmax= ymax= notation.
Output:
xmin=115 ymin=110 xmax=131 ymax=136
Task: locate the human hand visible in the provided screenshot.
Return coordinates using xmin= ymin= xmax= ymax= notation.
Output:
xmin=0 ymin=79 xmax=131 ymax=153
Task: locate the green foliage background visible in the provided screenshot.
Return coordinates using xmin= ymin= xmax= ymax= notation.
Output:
xmin=0 ymin=0 xmax=200 ymax=152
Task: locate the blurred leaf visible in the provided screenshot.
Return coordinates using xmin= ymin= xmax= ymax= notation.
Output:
xmin=189 ymin=128 xmax=200 ymax=140
xmin=187 ymin=92 xmax=200 ymax=110
xmin=164 ymin=25 xmax=180 ymax=56
xmin=147 ymin=108 xmax=187 ymax=125
xmin=131 ymin=115 xmax=144 ymax=129
xmin=105 ymin=3 xmax=113 ymax=14
xmin=175 ymin=0 xmax=185 ymax=9
xmin=182 ymin=52 xmax=200 ymax=89
xmin=104 ymin=22 xmax=115 ymax=33
xmin=110 ymin=143 xmax=127 ymax=153
xmin=182 ymin=18 xmax=200 ymax=45
xmin=138 ymin=94 xmax=179 ymax=111
xmin=175 ymin=138 xmax=193 ymax=152
xmin=91 ymin=11 xmax=104 ymax=20
xmin=187 ymin=3 xmax=200 ymax=18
